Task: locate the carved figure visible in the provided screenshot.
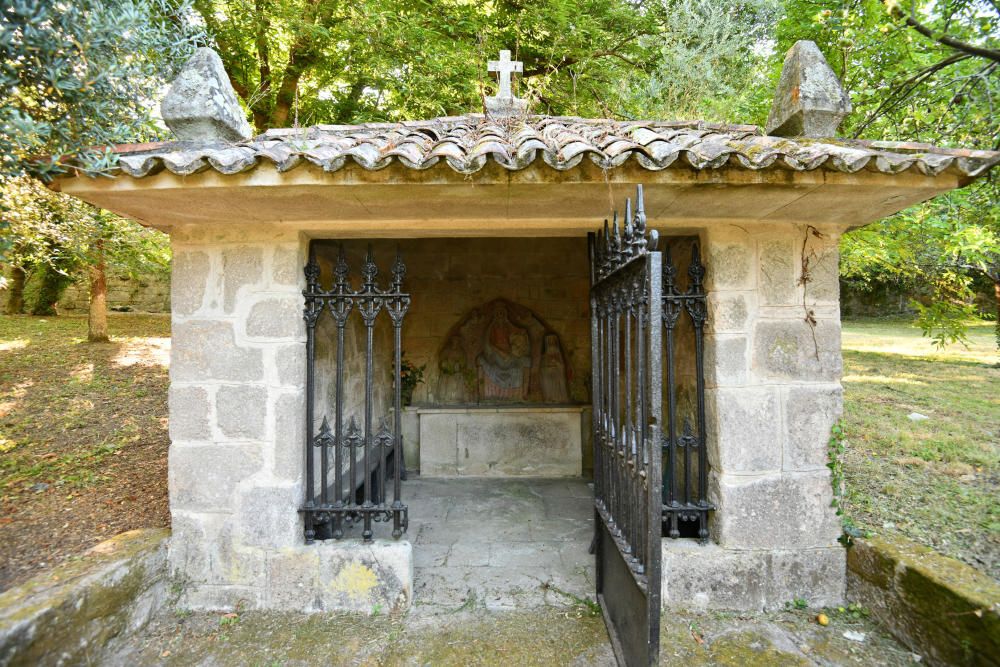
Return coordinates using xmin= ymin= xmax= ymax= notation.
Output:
xmin=434 ymin=299 xmax=570 ymax=405
xmin=540 ymin=334 xmax=569 ymax=403
xmin=438 ymin=337 xmax=469 ymax=403
xmin=478 ymin=305 xmax=531 ymax=400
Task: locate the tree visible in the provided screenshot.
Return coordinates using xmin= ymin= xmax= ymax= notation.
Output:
xmin=621 ymin=0 xmax=781 ymax=122
xmin=192 ymin=0 xmax=666 ymax=129
xmin=1 ymin=0 xmax=198 ymax=338
xmin=0 ymin=0 xmax=203 ymax=181
xmin=774 ymin=0 xmax=1000 ymax=347
xmin=1 ymin=177 xmax=171 ymax=334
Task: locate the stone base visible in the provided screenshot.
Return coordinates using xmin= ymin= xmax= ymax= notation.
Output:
xmin=177 ymin=540 xmax=413 ymax=615
xmin=661 ymin=540 xmax=845 ymax=611
xmin=414 ymin=406 xmax=584 ymax=477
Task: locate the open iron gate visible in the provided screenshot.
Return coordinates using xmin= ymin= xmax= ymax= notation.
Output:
xmin=589 ymin=185 xmax=663 ymax=667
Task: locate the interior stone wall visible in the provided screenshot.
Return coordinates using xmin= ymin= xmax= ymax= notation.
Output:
xmin=384 ymin=237 xmax=593 ymax=407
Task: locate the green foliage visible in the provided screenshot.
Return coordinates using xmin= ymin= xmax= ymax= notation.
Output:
xmin=0 ymin=0 xmax=203 ymax=180
xmin=622 ymin=0 xmax=780 ymax=122
xmin=400 ymin=356 xmax=425 ymax=406
xmin=774 ymin=0 xmax=1000 ymax=348
xmin=1 ymin=176 xmax=171 ymax=311
xmin=193 ymin=0 xmax=783 ymax=129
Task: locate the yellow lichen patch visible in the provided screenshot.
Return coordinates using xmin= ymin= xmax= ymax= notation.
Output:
xmin=328 ymin=561 xmax=378 ymax=604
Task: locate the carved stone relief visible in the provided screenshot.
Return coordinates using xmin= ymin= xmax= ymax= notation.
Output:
xmin=436 ymin=298 xmax=570 ymax=404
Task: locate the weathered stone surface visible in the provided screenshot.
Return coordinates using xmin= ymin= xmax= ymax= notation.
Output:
xmin=662 ymin=541 xmax=767 ymax=611
xmin=401 ymin=407 xmax=420 ymax=471
xmin=661 ymin=541 xmax=845 ymax=611
xmin=246 ymin=297 xmax=303 ymax=339
xmin=713 ymin=471 xmax=840 ymax=549
xmin=316 ymin=540 xmax=412 ymax=613
xmin=262 ymin=541 xmax=413 ymax=613
xmin=274 ymin=344 xmax=305 ymax=387
xmin=236 ymin=485 xmax=301 ymax=549
xmin=168 ymin=512 xmax=260 ymax=587
xmin=171 ymin=321 xmax=263 ymax=382
xmin=216 ymin=385 xmax=267 ymax=439
xmin=783 ymin=384 xmax=842 ymax=471
xmin=707 ymin=387 xmax=781 ymax=472
xmin=0 ymin=529 xmax=168 ymax=667
xmin=222 ymin=247 xmax=263 ymax=313
xmin=752 ymin=318 xmax=841 ymax=381
xmin=769 ymin=547 xmax=845 ymax=608
xmin=168 ymin=386 xmax=210 ymax=441
xmin=271 ymin=245 xmax=302 ymax=286
xmin=848 ymin=535 xmax=1000 ymax=667
xmin=161 ymin=48 xmax=253 ymax=143
xmin=170 ymin=251 xmax=209 ymax=315
xmin=758 ymin=239 xmax=796 ymax=305
xmin=708 ymin=293 xmax=750 ymax=333
xmin=704 ymin=335 xmax=748 ymax=386
xmin=169 ymin=444 xmax=262 ymax=510
xmin=766 ymin=40 xmax=852 ymax=138
xmin=419 ymin=408 xmax=583 ymax=477
xmin=273 ymin=393 xmax=304 ymax=481
xmin=706 ymin=243 xmax=751 ymax=290
xmin=804 ymin=244 xmax=840 ymax=303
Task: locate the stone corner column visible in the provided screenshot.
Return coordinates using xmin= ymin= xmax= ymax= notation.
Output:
xmin=664 ymin=223 xmax=845 ymax=612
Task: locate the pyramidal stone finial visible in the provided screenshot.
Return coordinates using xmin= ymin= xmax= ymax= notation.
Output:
xmin=161 ymin=47 xmax=253 ymax=143
xmin=765 ymin=40 xmax=852 ymax=138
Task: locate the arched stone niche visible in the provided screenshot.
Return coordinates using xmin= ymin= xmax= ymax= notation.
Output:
xmin=436 ymin=298 xmax=570 ymax=404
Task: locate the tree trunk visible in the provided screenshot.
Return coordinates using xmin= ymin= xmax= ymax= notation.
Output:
xmin=994 ymin=277 xmax=999 ymax=350
xmin=30 ymin=265 xmax=71 ymax=316
xmin=5 ymin=265 xmax=26 ymax=315
xmin=88 ymin=241 xmax=109 ymax=343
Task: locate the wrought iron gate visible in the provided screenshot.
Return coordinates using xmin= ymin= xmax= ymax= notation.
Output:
xmin=301 ymin=242 xmax=409 ymax=543
xmin=589 ymin=186 xmax=663 ymax=667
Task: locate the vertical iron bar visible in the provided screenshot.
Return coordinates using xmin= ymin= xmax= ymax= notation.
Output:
xmin=624 ymin=293 xmax=634 ymax=557
xmin=363 ymin=306 xmax=375 ymax=540
xmin=392 ymin=320 xmax=404 ymax=536
xmin=303 ymin=243 xmax=318 ymax=544
xmin=646 ymin=250 xmax=664 ymax=662
xmin=334 ymin=320 xmax=346 ymax=537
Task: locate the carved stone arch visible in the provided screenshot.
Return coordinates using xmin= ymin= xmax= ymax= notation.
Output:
xmin=436 ymin=298 xmax=570 ymax=404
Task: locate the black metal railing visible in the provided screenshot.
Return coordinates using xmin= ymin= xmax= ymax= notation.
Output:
xmin=590 ymin=188 xmax=663 ymax=589
xmin=661 ymin=241 xmax=713 ymax=542
xmin=301 ymin=242 xmax=409 ymax=543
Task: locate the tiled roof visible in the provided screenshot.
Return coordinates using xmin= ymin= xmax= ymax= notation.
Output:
xmin=114 ymin=114 xmax=999 ymax=179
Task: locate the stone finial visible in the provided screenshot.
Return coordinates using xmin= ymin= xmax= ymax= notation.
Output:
xmin=765 ymin=41 xmax=851 ymax=138
xmin=486 ymin=50 xmax=527 ymax=117
xmin=161 ymin=47 xmax=253 ymax=143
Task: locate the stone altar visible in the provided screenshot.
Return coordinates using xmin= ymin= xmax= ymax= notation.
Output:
xmin=411 ymin=406 xmax=584 ymax=477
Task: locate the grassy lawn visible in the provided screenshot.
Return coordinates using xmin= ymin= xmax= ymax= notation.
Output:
xmin=841 ymin=317 xmax=999 ymax=579
xmin=0 ymin=314 xmax=171 ymax=590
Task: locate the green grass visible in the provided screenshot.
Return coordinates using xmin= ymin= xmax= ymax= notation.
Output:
xmin=0 ymin=314 xmax=170 ymax=495
xmin=840 ymin=317 xmax=999 ymax=579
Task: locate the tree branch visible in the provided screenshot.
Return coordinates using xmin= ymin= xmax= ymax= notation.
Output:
xmin=901 ymin=4 xmax=1000 ymax=63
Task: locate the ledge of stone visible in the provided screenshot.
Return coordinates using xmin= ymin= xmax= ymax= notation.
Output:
xmin=662 ymin=540 xmax=845 ymax=612
xmin=0 ymin=528 xmax=169 ymax=667
xmin=847 ymin=535 xmax=1000 ymax=667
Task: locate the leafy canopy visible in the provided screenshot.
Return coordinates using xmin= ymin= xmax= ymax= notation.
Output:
xmin=0 ymin=0 xmax=203 ymax=180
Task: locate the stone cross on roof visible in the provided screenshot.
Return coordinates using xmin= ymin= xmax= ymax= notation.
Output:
xmin=486 ymin=50 xmax=527 ymax=117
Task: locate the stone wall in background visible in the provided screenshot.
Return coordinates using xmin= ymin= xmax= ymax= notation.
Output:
xmin=58 ymin=271 xmax=171 ymax=313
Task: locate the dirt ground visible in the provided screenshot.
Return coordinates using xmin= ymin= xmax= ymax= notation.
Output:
xmin=0 ymin=314 xmax=171 ymax=591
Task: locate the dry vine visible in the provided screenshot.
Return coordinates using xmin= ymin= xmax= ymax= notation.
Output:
xmin=798 ymin=225 xmax=825 ymax=360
